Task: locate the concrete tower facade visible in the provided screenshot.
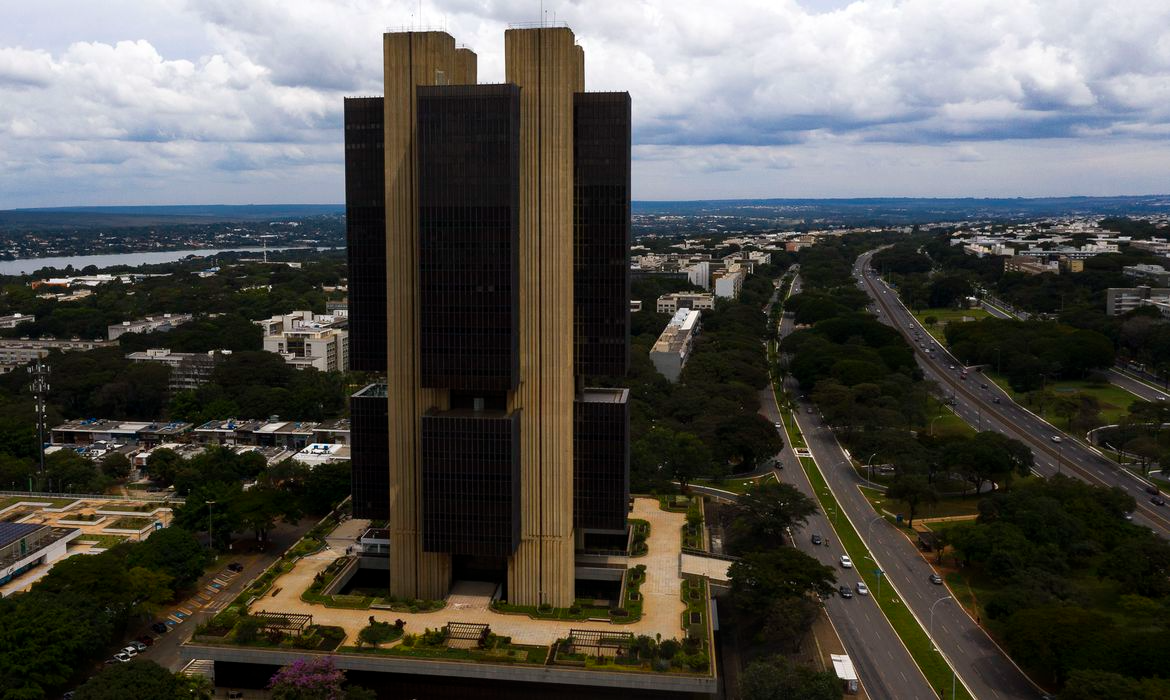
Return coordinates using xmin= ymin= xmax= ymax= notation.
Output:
xmin=345 ymin=26 xmax=629 ymax=608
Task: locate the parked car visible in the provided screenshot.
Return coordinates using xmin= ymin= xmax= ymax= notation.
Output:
xmin=811 ymin=534 xmax=823 ymax=546
xmin=128 ymin=641 xmax=147 ymax=653
xmin=929 ymin=573 xmax=944 ymax=585
xmin=856 ymin=582 xmax=869 ymax=596
xmin=136 ymin=636 xmax=154 ymax=647
xmin=228 ymin=562 xmax=245 ymax=573
xmin=121 ymin=646 xmax=138 ymax=658
xmin=113 ymin=652 xmax=132 ymax=663
xmin=151 ymin=622 xmax=169 ymax=634
xmin=840 ymin=555 xmax=853 ymax=569
xmin=838 ymin=585 xmax=853 ymax=599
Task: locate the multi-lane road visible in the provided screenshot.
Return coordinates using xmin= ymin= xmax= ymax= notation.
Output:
xmin=770 ymin=276 xmax=1038 ymax=700
xmin=856 ymin=249 xmax=1170 ymax=537
xmin=760 ymin=387 xmax=937 ymax=700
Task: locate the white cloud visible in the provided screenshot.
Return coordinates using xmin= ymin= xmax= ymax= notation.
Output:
xmin=1 ymin=0 xmax=1169 ymax=206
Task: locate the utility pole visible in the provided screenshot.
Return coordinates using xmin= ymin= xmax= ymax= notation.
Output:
xmin=27 ymin=359 xmax=50 ymax=490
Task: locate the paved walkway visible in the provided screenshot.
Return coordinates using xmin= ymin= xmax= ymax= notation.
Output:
xmin=259 ymin=498 xmax=690 ymax=646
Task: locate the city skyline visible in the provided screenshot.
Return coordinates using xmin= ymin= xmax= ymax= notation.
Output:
xmin=3 ymin=0 xmax=1170 ymax=208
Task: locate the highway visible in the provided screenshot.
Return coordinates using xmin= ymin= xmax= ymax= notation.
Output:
xmin=856 ymin=249 xmax=1170 ymax=537
xmin=760 ymin=389 xmax=937 ymax=700
xmin=772 ymin=277 xmax=1039 ymax=700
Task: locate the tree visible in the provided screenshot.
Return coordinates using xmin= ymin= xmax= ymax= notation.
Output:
xmin=729 ymin=549 xmax=836 ymax=623
xmin=1061 ymin=670 xmax=1170 ymax=700
xmin=923 ymin=315 xmax=938 ymax=328
xmin=760 ymin=596 xmax=821 ymax=654
xmin=125 ymin=526 xmax=209 ymax=590
xmin=728 ymin=481 xmax=819 ymax=554
xmin=73 ymin=659 xmax=189 ymax=700
xmin=99 ymin=452 xmax=131 ymax=479
xmin=886 ymin=475 xmax=937 ymax=527
xmin=740 ymin=655 xmax=842 ymax=700
xmin=269 ymin=657 xmax=347 ymax=700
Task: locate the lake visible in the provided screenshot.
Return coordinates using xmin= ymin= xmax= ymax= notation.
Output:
xmin=0 ymin=247 xmax=333 ymax=276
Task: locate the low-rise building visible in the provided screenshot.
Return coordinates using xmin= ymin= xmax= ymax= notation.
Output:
xmin=655 ymin=292 xmax=715 ymax=314
xmin=1003 ymin=256 xmax=1058 ymax=275
xmin=256 ymin=311 xmax=348 ymax=372
xmin=291 ymin=443 xmax=350 ymax=467
xmin=0 ymin=313 xmax=34 ymax=329
xmin=650 ymin=308 xmax=702 ymax=382
xmin=108 ymin=313 xmax=194 ymax=341
xmin=0 ymin=337 xmax=113 ymax=371
xmin=1106 ymin=287 xmax=1170 ymax=316
xmin=629 ymin=300 xmax=642 ymax=313
xmin=51 ymin=419 xmax=191 ymax=447
xmin=126 ymin=347 xmax=227 ymax=392
xmin=0 ymin=523 xmax=81 ymax=590
xmin=1123 ymin=264 xmax=1170 ymax=287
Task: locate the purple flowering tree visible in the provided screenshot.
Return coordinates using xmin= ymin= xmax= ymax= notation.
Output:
xmin=268 ymin=657 xmax=347 ymax=700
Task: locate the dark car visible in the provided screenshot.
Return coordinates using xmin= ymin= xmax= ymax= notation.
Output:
xmin=137 ymin=636 xmax=154 ymax=647
xmin=811 ymin=534 xmax=823 ymax=546
xmin=151 ymin=622 xmax=169 ymax=634
xmin=228 ymin=562 xmax=245 ymax=572
xmin=992 ymin=397 xmax=1001 ymax=404
xmin=838 ymin=585 xmax=853 ymax=599
xmin=1147 ymin=485 xmax=1160 ymax=496
xmin=929 ymin=573 xmax=944 ymax=585
xmin=1152 ymin=496 xmax=1166 ymax=507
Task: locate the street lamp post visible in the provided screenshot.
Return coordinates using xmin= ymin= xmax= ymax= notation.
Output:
xmin=865 ymin=452 xmax=878 ymax=483
xmin=930 ymin=595 xmax=956 ymax=700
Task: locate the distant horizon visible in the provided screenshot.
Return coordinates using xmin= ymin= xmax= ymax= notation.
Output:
xmin=6 ymin=192 xmax=1170 ymax=212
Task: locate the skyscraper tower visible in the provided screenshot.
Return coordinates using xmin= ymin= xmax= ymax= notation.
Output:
xmin=346 ymin=26 xmax=629 ymax=608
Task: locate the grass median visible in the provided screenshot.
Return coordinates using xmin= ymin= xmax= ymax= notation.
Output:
xmin=791 ymin=413 xmax=973 ymax=700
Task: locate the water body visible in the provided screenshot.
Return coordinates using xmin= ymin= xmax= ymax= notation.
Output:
xmin=0 ymin=247 xmax=326 ymax=276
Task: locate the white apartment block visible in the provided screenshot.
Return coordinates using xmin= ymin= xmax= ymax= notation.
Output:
xmin=713 ymin=270 xmax=745 ymax=299
xmin=256 ymin=311 xmax=348 ymax=372
xmin=656 ymin=292 xmax=715 ymax=314
xmin=650 ymin=308 xmax=701 ymax=383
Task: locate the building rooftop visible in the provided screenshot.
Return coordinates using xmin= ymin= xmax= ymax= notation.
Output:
xmin=0 ymin=522 xmax=42 ymax=549
xmin=580 ymin=388 xmax=629 ymax=404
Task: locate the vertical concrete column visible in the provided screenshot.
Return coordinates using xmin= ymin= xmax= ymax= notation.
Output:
xmin=504 ymin=27 xmax=583 ymax=608
xmin=383 ymin=31 xmax=476 ymax=600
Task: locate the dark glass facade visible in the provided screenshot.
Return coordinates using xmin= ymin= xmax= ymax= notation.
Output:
xmin=417 ymin=85 xmax=520 ymax=391
xmin=421 ymin=411 xmax=521 ymax=556
xmin=344 ymin=97 xmax=388 ymax=372
xmin=573 ymin=92 xmax=631 ymax=379
xmin=350 ymin=383 xmax=389 ymax=520
xmin=573 ymin=389 xmax=630 ymax=531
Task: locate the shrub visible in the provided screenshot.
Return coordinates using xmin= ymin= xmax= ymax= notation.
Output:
xmin=685 ymin=652 xmax=709 ymax=671
xmin=610 ymin=608 xmax=629 ymax=618
xmin=235 ymin=616 xmax=263 ymax=644
xmin=653 ymin=658 xmax=672 ymax=672
xmin=659 ymin=639 xmax=681 ymax=659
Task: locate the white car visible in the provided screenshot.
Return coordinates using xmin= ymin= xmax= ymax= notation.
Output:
xmin=113 ymin=652 xmax=132 ymax=663
xmin=1051 ymin=436 xmax=1062 ymax=443
xmin=128 ymin=641 xmax=147 ymax=653
xmin=121 ymin=646 xmax=137 ymax=658
xmin=840 ymin=555 xmax=853 ymax=569
xmin=856 ymin=582 xmax=869 ymax=595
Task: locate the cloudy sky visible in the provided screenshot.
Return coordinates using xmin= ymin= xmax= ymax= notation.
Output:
xmin=2 ymin=0 xmax=1169 ymax=208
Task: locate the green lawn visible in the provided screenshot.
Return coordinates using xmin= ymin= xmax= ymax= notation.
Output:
xmin=77 ymin=534 xmax=128 ymax=549
xmin=911 ymin=307 xmax=991 ymax=344
xmin=986 ymin=373 xmax=1139 ymax=427
xmin=859 ymin=486 xmax=983 ymax=520
xmin=928 ymin=410 xmax=977 ymax=439
xmin=0 ymin=496 xmax=80 ymax=511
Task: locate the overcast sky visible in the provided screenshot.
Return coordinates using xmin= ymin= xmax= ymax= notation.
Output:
xmin=2 ymin=0 xmax=1169 ymax=207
